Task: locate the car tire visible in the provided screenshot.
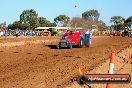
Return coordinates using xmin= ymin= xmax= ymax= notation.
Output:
xmin=84 ymin=39 xmax=90 ymax=48
xmin=56 ymin=44 xmax=60 ymax=49
xmin=78 ymin=37 xmax=84 ymax=48
xmin=68 ymin=41 xmax=72 ymax=49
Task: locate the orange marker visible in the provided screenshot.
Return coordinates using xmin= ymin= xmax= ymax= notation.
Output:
xmin=106 ymin=50 xmax=116 ymax=88
xmin=109 ymin=50 xmax=115 ymax=74
xmin=79 ymin=66 xmax=86 ymax=76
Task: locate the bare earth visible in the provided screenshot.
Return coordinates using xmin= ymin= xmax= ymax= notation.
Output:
xmin=0 ymin=36 xmax=132 ymax=88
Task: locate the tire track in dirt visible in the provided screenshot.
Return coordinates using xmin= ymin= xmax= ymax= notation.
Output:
xmin=0 ymin=36 xmax=132 ymax=88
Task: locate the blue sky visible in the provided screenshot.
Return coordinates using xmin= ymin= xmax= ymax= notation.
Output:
xmin=0 ymin=0 xmax=131 ymax=26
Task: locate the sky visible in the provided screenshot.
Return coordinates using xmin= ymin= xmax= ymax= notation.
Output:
xmin=0 ymin=0 xmax=131 ymax=26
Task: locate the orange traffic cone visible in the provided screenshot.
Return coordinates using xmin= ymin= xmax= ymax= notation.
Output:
xmin=110 ymin=50 xmax=115 ymax=62
xmin=131 ymin=56 xmax=132 ymax=62
xmin=106 ymin=50 xmax=116 ymax=88
xmin=106 ymin=84 xmax=111 ymax=88
xmin=79 ymin=66 xmax=86 ymax=76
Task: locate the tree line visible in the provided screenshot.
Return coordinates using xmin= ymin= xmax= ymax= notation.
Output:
xmin=1 ymin=9 xmax=132 ymax=31
xmin=110 ymin=16 xmax=132 ymax=30
xmin=6 ymin=9 xmax=106 ymax=31
xmin=8 ymin=9 xmax=56 ymax=30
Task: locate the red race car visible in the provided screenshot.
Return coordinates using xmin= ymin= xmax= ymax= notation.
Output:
xmin=56 ymin=31 xmax=91 ymax=49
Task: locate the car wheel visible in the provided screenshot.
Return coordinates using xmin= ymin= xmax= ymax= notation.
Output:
xmin=78 ymin=37 xmax=84 ymax=48
xmin=56 ymin=44 xmax=60 ymax=49
xmin=68 ymin=42 xmax=72 ymax=49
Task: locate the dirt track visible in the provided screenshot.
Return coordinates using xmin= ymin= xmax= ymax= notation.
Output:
xmin=0 ymin=36 xmax=132 ymax=88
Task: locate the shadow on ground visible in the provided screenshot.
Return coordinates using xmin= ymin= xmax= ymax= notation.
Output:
xmin=46 ymin=45 xmax=80 ymax=49
xmin=46 ymin=45 xmax=57 ymax=49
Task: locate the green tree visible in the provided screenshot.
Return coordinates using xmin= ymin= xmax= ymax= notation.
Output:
xmin=114 ymin=23 xmax=126 ymax=30
xmin=37 ymin=17 xmax=57 ymax=27
xmin=125 ymin=16 xmax=132 ymax=24
xmin=46 ymin=22 xmax=56 ymax=27
xmin=82 ymin=9 xmax=100 ymax=21
xmin=0 ymin=22 xmax=6 ymax=28
xmin=8 ymin=21 xmax=21 ymax=30
xmin=8 ymin=21 xmax=28 ymax=30
xmin=110 ymin=16 xmax=125 ymax=30
xmin=54 ymin=15 xmax=70 ymax=27
xmin=7 ymin=24 xmax=13 ymax=29
xmin=37 ymin=17 xmax=49 ymax=27
xmin=110 ymin=16 xmax=125 ymax=25
xmin=20 ymin=9 xmax=38 ymax=30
